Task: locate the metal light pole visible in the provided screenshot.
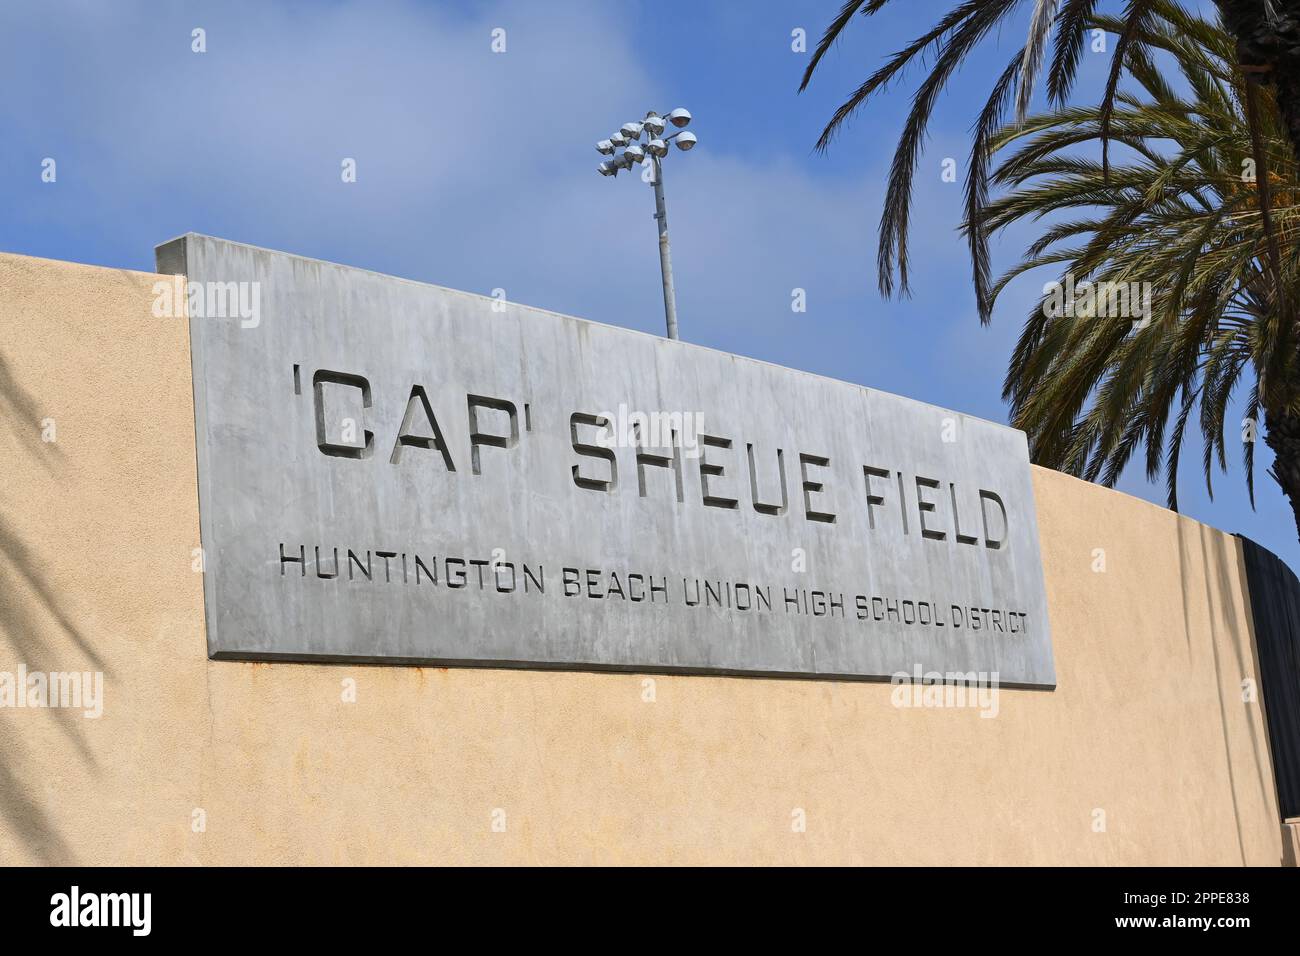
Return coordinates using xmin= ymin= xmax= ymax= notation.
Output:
xmin=650 ymin=154 xmax=678 ymax=340
xmin=596 ymin=108 xmax=697 ymax=341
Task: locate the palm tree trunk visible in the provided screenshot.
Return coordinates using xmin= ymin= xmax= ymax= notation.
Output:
xmin=1266 ymin=407 xmax=1300 ymax=541
xmin=1216 ymin=1 xmax=1300 ymax=162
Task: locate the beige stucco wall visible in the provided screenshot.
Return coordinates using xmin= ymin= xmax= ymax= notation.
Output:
xmin=0 ymin=250 xmax=1286 ymax=865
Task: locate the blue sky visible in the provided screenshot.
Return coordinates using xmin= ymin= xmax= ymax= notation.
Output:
xmin=1 ymin=0 xmax=1292 ymax=570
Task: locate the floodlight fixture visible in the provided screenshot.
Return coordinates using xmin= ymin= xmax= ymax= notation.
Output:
xmin=589 ymin=106 xmax=697 ymax=341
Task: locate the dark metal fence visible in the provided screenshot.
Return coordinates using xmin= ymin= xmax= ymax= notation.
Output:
xmin=1238 ymin=535 xmax=1300 ymax=820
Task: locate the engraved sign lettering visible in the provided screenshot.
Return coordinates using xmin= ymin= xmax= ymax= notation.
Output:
xmin=160 ymin=234 xmax=1056 ymax=687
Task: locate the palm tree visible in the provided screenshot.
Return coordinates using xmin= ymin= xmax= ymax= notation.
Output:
xmin=973 ymin=9 xmax=1300 ymax=533
xmin=1217 ymin=1 xmax=1300 ymax=160
xmin=799 ymin=0 xmax=1300 ymax=320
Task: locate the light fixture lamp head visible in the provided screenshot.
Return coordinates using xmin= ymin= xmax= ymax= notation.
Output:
xmin=642 ymin=114 xmax=666 ymax=137
xmin=596 ymin=139 xmax=614 ymax=155
xmin=645 ymin=138 xmax=668 ymax=158
xmin=667 ymin=107 xmax=691 ymax=128
xmin=597 ymin=160 xmax=617 ymax=177
xmin=620 ymin=121 xmax=644 ymax=141
xmin=609 ymin=133 xmax=629 ymax=148
xmin=623 ymin=143 xmax=646 ymax=164
xmin=674 ymin=131 xmax=697 ymax=151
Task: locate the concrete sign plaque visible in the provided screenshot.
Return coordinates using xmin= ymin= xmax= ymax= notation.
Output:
xmin=158 ymin=234 xmax=1056 ymax=687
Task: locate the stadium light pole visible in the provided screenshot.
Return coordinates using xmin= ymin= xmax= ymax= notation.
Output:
xmin=596 ymin=108 xmax=696 ymax=340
